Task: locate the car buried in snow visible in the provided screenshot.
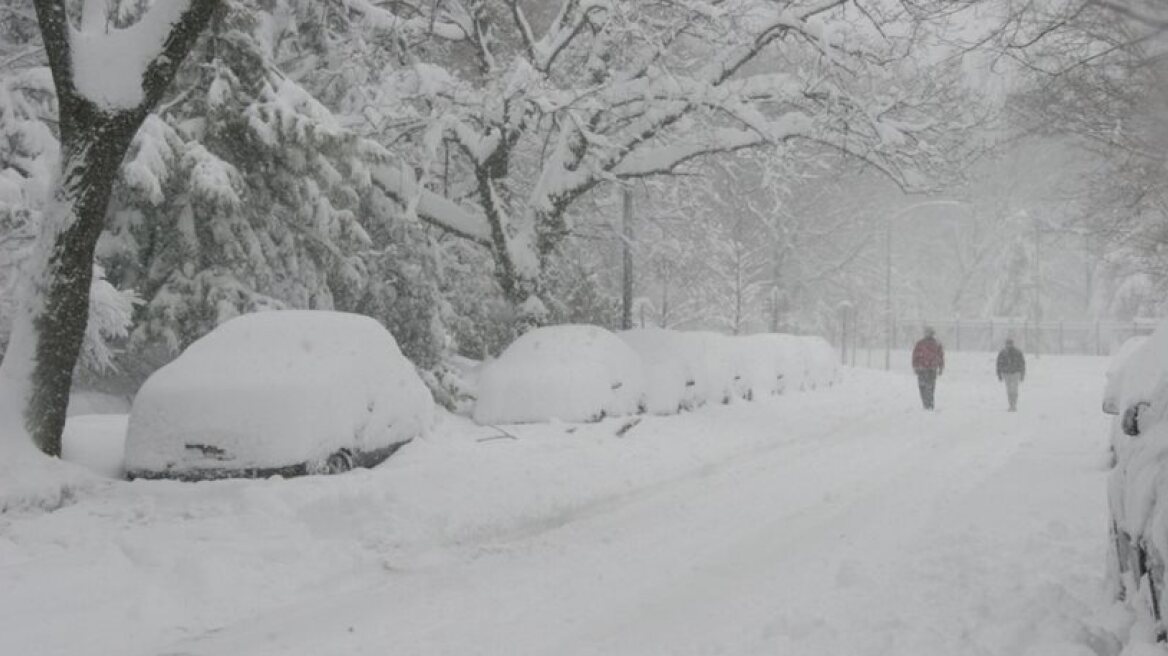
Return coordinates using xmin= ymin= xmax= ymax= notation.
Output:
xmin=123 ymin=311 xmax=433 ymax=481
xmin=1105 ymin=322 xmax=1168 ymax=633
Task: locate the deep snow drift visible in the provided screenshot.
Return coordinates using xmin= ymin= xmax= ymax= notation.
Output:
xmin=0 ymin=352 xmax=1138 ymax=656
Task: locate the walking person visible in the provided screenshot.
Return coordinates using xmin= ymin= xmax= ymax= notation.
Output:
xmin=996 ymin=337 xmax=1026 ymax=412
xmin=912 ymin=327 xmax=945 ymax=410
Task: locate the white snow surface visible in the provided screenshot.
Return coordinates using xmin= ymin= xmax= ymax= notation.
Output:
xmin=62 ymin=414 xmax=128 ymax=479
xmin=0 ymin=351 xmax=1142 ymax=656
xmin=474 ymin=324 xmax=646 ymax=424
xmin=1103 ymin=335 xmax=1153 ymax=416
xmin=124 ymin=311 xmax=432 ymax=474
xmin=71 ymin=0 xmax=193 ymax=110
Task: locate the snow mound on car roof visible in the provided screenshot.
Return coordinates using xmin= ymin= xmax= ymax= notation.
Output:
xmin=125 ymin=311 xmax=432 ymax=475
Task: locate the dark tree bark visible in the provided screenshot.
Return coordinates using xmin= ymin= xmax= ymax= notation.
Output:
xmin=5 ymin=0 xmax=220 ymax=456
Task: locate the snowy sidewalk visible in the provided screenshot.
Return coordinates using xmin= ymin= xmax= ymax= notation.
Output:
xmin=1 ymin=354 xmax=1121 ymax=656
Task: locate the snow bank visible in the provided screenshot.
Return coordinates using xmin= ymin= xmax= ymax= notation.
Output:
xmin=124 ymin=311 xmax=433 ymax=477
xmin=474 ymin=325 xmax=646 ymax=424
xmin=63 ymin=414 xmax=128 ymax=480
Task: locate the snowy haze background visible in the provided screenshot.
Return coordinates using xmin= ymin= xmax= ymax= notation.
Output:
xmin=0 ymin=0 xmax=1156 ymax=396
xmin=3 ymin=0 xmax=1168 ymax=655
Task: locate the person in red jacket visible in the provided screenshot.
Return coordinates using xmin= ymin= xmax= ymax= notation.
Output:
xmin=911 ymin=326 xmax=945 ymax=410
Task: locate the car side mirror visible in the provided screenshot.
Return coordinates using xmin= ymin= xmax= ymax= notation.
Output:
xmin=1123 ymin=402 xmax=1151 ymax=437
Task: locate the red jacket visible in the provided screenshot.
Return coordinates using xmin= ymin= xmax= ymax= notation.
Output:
xmin=912 ymin=337 xmax=944 ymax=371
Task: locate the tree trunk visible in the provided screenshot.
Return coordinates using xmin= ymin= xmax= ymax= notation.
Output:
xmin=0 ymin=114 xmax=140 ymax=456
xmin=0 ymin=0 xmax=219 ymax=457
xmin=621 ymin=188 xmax=633 ymax=330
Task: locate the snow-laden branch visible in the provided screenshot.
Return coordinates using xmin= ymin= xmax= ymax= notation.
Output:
xmin=341 ymin=0 xmax=471 ymax=41
xmin=698 ymin=0 xmax=849 ymax=86
xmin=612 ymin=115 xmax=813 ymax=178
xmin=527 ymin=1 xmax=850 ymax=209
xmin=366 ymin=157 xmax=492 ymax=247
xmin=532 ymin=0 xmax=612 ymax=73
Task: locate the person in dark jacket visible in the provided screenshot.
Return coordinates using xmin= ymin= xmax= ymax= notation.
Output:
xmin=911 ymin=326 xmax=945 ymax=410
xmin=996 ymin=337 xmax=1026 ymax=412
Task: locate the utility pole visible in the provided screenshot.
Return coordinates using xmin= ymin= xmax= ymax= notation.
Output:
xmin=621 ymin=187 xmax=634 ymax=330
xmin=1032 ymin=217 xmax=1042 ymax=355
xmin=884 ymin=218 xmax=892 ymax=370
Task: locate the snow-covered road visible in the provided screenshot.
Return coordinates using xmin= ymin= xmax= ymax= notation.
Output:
xmin=1 ymin=353 xmax=1126 ymax=655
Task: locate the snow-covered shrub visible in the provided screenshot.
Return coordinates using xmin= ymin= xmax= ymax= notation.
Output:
xmin=474 ymin=325 xmax=645 ymax=424
xmin=124 ymin=311 xmax=432 ymax=479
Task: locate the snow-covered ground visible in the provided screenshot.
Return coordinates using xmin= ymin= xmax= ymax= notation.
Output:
xmin=0 ymin=352 xmax=1137 ymax=655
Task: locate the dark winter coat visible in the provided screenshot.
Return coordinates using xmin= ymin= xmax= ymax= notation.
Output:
xmin=996 ymin=345 xmax=1026 ymax=379
xmin=912 ymin=336 xmax=945 ymax=372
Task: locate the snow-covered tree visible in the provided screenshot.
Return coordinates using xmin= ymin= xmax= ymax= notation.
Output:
xmin=994 ymin=0 xmax=1168 ymax=316
xmin=0 ymin=0 xmax=218 ymax=457
xmin=96 ymin=0 xmax=478 ymax=370
xmin=368 ymin=0 xmax=981 ymax=323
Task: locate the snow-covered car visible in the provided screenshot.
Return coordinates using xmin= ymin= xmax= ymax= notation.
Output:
xmin=618 ymin=328 xmax=706 ymax=414
xmin=474 ymin=324 xmax=645 ymax=424
xmin=124 ymin=311 xmax=433 ymax=481
xmin=797 ymin=335 xmax=842 ymax=389
xmin=1104 ymin=335 xmax=1151 ymax=417
xmin=1106 ymin=320 xmax=1168 ymax=629
xmin=725 ymin=334 xmax=792 ymax=400
xmin=1103 ymin=335 xmax=1155 ymax=468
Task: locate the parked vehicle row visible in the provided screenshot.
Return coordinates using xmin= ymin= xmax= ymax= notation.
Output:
xmin=472 ymin=324 xmax=841 ymax=425
xmin=120 ymin=313 xmax=841 ymax=481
